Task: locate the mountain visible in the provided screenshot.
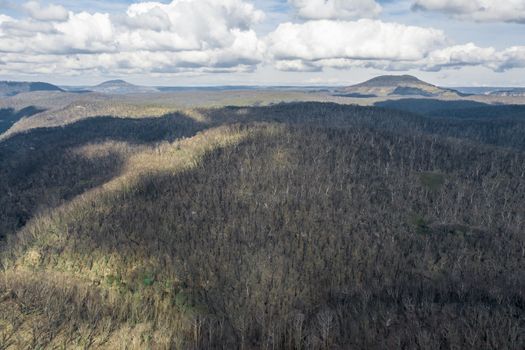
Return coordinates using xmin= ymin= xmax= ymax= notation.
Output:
xmin=339 ymin=75 xmax=462 ymax=98
xmin=0 ymin=81 xmax=63 ymax=97
xmin=90 ymin=79 xmax=159 ymax=94
xmin=489 ymin=88 xmax=525 ymax=97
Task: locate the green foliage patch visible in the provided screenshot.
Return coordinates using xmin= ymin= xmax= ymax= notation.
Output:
xmin=419 ymin=172 xmax=446 ymax=191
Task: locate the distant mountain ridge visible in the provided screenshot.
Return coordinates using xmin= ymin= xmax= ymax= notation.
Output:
xmin=489 ymin=88 xmax=525 ymax=97
xmin=353 ymin=75 xmax=424 ymax=87
xmin=89 ymin=80 xmax=159 ymax=94
xmin=0 ymin=81 xmax=63 ymax=97
xmin=339 ymin=75 xmax=463 ymax=98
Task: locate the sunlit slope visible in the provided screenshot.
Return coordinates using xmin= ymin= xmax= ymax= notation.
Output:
xmin=1 ymin=104 xmax=524 ymax=348
xmin=0 ymin=90 xmax=334 ymax=139
xmin=1 ymin=123 xmax=251 ymax=349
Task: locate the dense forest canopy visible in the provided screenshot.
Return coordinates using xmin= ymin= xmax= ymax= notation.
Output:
xmin=0 ymin=102 xmax=524 ymax=349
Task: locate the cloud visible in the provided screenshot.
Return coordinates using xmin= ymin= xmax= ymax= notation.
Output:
xmin=1 ymin=18 xmax=58 ymax=37
xmin=267 ymin=19 xmax=447 ymax=68
xmin=266 ymin=20 xmax=525 ymax=72
xmin=0 ymin=0 xmax=265 ymax=75
xmin=423 ymin=43 xmax=498 ymax=71
xmin=289 ymin=0 xmax=381 ymax=20
xmin=423 ymin=44 xmax=525 ymax=71
xmin=274 ymin=59 xmax=321 ymax=72
xmin=0 ymin=13 xmax=12 ymax=23
xmin=117 ymin=0 xmax=264 ymax=52
xmin=0 ymin=11 xmax=114 ymax=54
xmin=23 ymin=1 xmax=69 ymax=22
xmin=1 ymin=0 xmax=525 ymax=78
xmin=412 ymin=0 xmax=525 ymax=23
xmin=493 ymin=47 xmax=525 ymax=71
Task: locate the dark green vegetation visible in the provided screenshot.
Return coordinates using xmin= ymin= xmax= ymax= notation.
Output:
xmin=0 ymin=102 xmax=524 ymax=349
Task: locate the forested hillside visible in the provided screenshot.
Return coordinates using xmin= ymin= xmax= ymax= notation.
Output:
xmin=0 ymin=82 xmax=63 ymax=97
xmin=0 ymin=107 xmax=43 ymax=134
xmin=0 ymin=103 xmax=524 ymax=349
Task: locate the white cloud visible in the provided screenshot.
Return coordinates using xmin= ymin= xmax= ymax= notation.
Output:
xmin=0 ymin=11 xmax=114 ymax=54
xmin=23 ymin=1 xmax=69 ymax=22
xmin=289 ymin=0 xmax=381 ymax=20
xmin=0 ymin=14 xmax=11 ymax=22
xmin=274 ymin=59 xmax=321 ymax=72
xmin=412 ymin=0 xmax=525 ymax=23
xmin=494 ymin=46 xmax=525 ymax=71
xmin=266 ymin=19 xmax=525 ymax=73
xmin=423 ymin=44 xmax=525 ymax=71
xmin=267 ymin=19 xmax=447 ymax=67
xmin=423 ymin=43 xmax=498 ymax=71
xmin=1 ymin=0 xmax=525 ymax=79
xmin=0 ymin=0 xmax=265 ymax=74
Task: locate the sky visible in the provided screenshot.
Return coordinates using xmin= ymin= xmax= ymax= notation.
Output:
xmin=0 ymin=0 xmax=525 ymax=87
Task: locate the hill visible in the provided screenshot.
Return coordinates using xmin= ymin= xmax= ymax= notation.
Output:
xmin=0 ymin=102 xmax=524 ymax=349
xmin=0 ymin=89 xmax=336 ymax=139
xmin=339 ymin=75 xmax=462 ymax=98
xmin=0 ymin=81 xmax=63 ymax=97
xmin=90 ymin=79 xmax=159 ymax=94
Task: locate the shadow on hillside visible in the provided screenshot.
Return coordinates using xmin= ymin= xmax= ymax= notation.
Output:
xmin=0 ymin=112 xmax=207 ymax=238
xmin=0 ymin=106 xmax=46 ymax=134
xmin=374 ymin=98 xmax=490 ymax=115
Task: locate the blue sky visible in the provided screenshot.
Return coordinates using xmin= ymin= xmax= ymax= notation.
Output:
xmin=0 ymin=0 xmax=524 ymax=86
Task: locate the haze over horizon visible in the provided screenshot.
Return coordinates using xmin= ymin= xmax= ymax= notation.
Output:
xmin=1 ymin=0 xmax=525 ymax=87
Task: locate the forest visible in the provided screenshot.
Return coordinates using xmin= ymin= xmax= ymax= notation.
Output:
xmin=0 ymin=102 xmax=524 ymax=349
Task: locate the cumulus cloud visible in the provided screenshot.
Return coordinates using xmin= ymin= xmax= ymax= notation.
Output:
xmin=267 ymin=19 xmax=447 ymax=65
xmin=274 ymin=59 xmax=321 ymax=72
xmin=289 ymin=0 xmax=381 ymax=20
xmin=1 ymin=0 xmax=525 ymax=78
xmin=23 ymin=1 xmax=69 ymax=22
xmin=0 ymin=13 xmax=12 ymax=23
xmin=497 ymin=46 xmax=525 ymax=70
xmin=0 ymin=0 xmax=265 ymax=75
xmin=423 ymin=43 xmax=498 ymax=71
xmin=266 ymin=20 xmax=525 ymax=72
xmin=0 ymin=11 xmax=114 ymax=54
xmin=117 ymin=0 xmax=264 ymax=52
xmin=412 ymin=0 xmax=525 ymax=23
xmin=423 ymin=44 xmax=525 ymax=72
